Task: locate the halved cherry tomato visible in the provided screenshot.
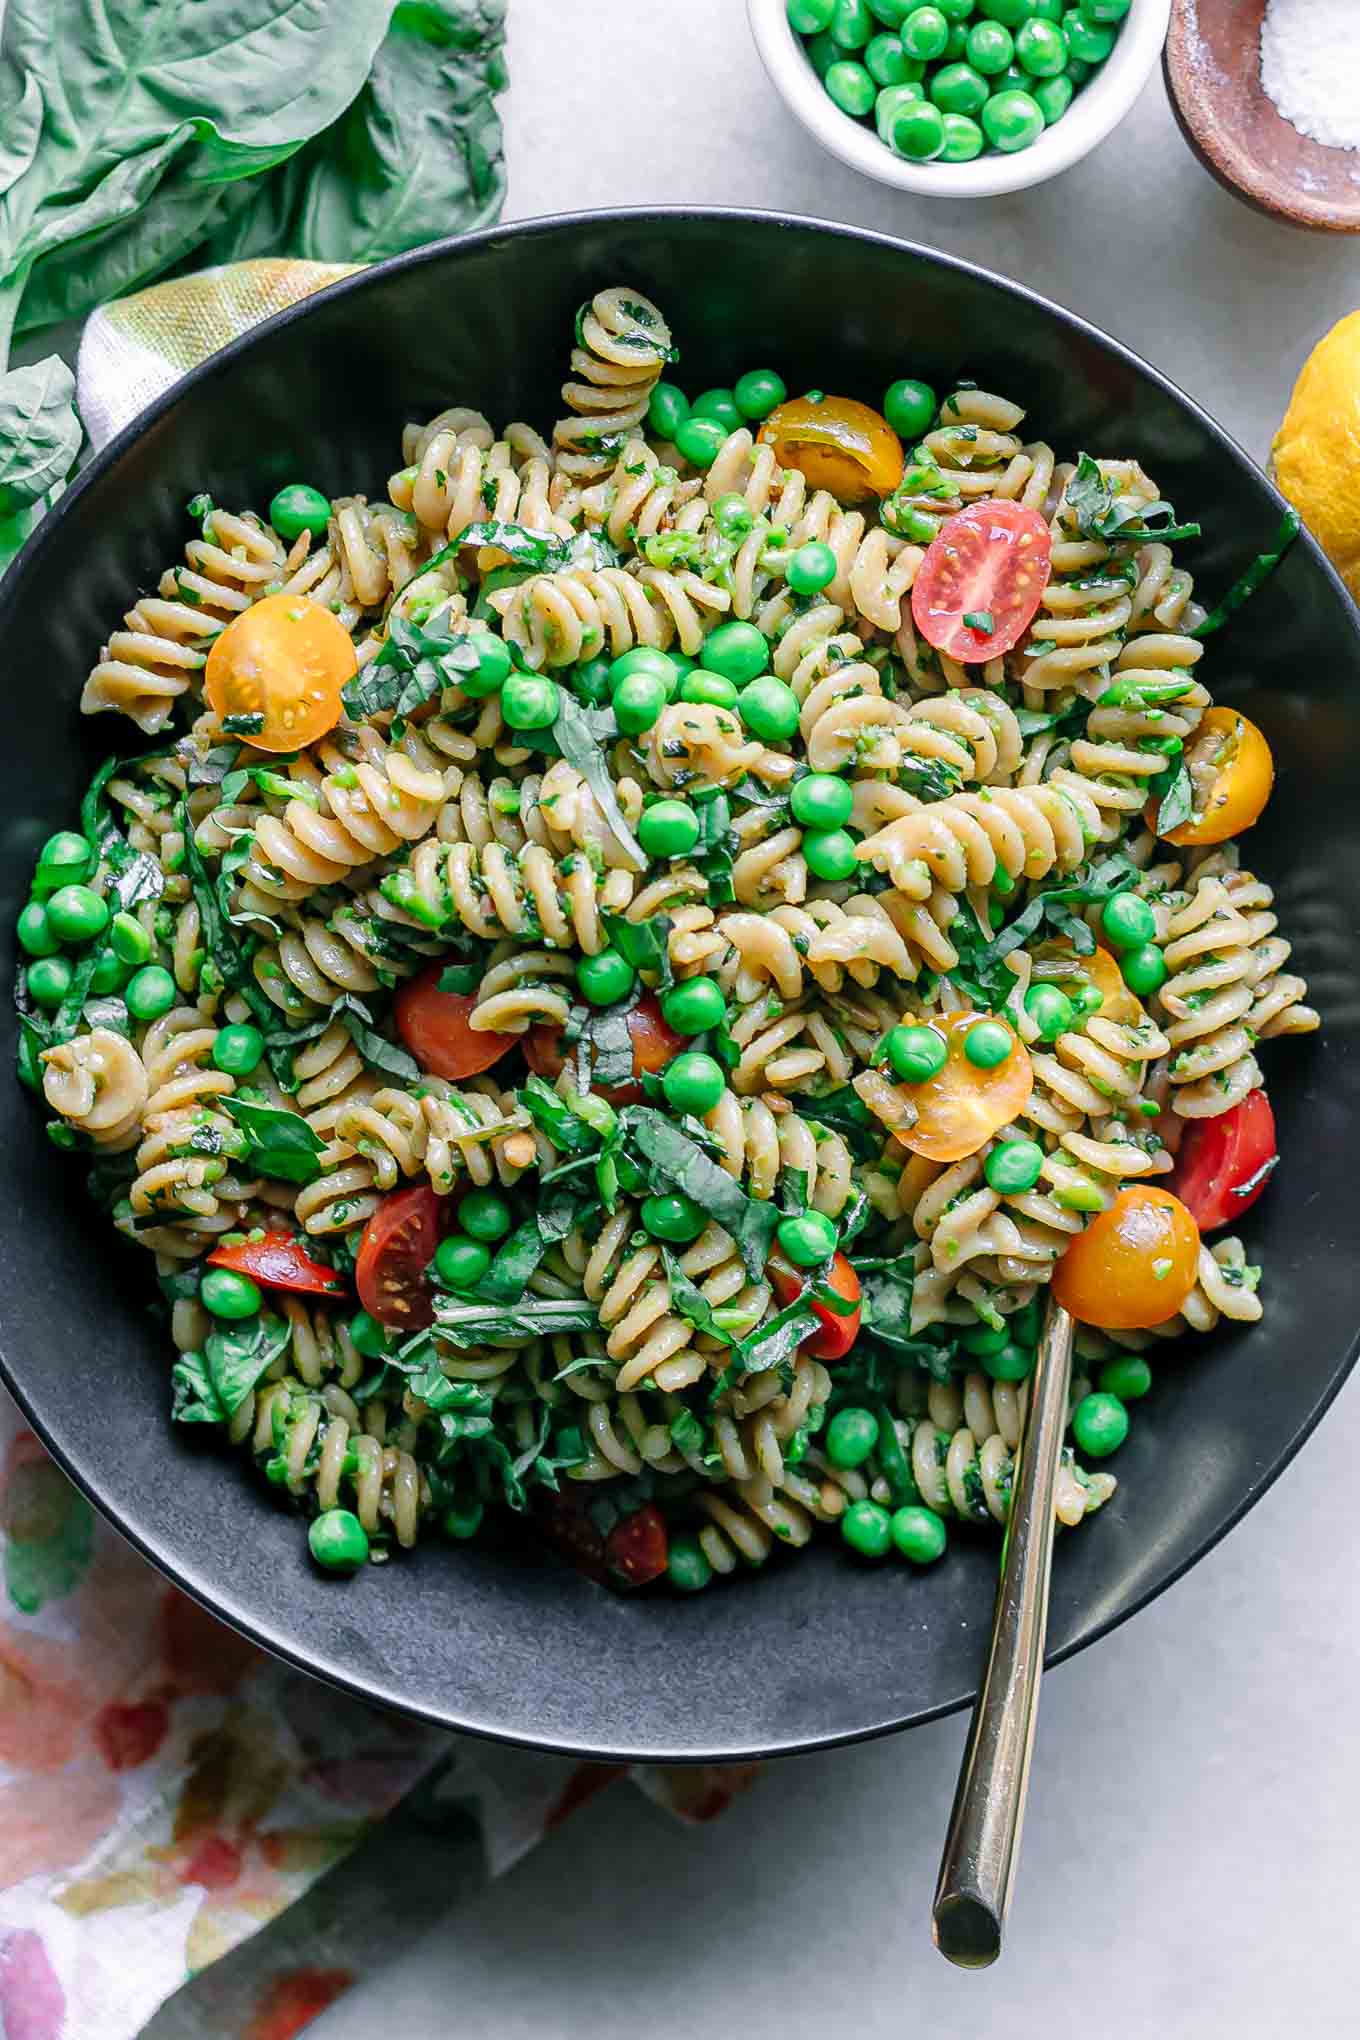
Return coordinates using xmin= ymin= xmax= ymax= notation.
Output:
xmin=1147 ymin=706 xmax=1274 ymax=846
xmin=890 ymin=1010 xmax=1034 ymax=1164
xmin=1052 ymin=1185 xmax=1200 ymax=1329
xmin=355 ymin=1185 xmax=442 ymax=1331
xmin=1170 ymin=1089 xmax=1277 ymax=1233
xmin=394 ymin=966 xmax=518 ymax=1080
xmin=1032 ymin=940 xmax=1143 ymax=1027
xmin=911 ymin=500 xmax=1053 ymax=663
xmin=204 ymin=592 xmax=354 ymax=752
xmin=207 ymin=1232 xmax=346 ymax=1297
xmin=758 ymin=395 xmax=904 ymax=504
xmin=531 ymin=1489 xmax=609 ymax=1583
xmin=769 ymin=1247 xmax=862 ymax=1361
xmin=523 ymin=993 xmax=683 ymax=1105
xmin=605 ymin=1503 xmax=670 ymax=1587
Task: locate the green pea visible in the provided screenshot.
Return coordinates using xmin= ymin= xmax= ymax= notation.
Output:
xmin=460 ymin=1189 xmax=514 ymax=1242
xmin=891 ymin=1504 xmax=948 ymax=1563
xmin=201 ymin=1267 xmax=263 ymax=1320
xmin=940 ymin=110 xmax=985 ymax=157
xmin=830 ymin=0 xmax=875 ymax=47
xmin=1031 ymin=0 xmax=1064 ymax=15
xmin=786 ymin=540 xmax=839 ymax=595
xmin=1072 ymin=1391 xmax=1129 ymax=1458
xmin=875 ymin=81 xmax=926 ymax=144
xmin=668 ymin=1535 xmax=713 ymax=1592
xmin=985 ymin=1138 xmax=1045 ymax=1194
xmin=109 ymin=911 xmax=154 ymax=966
xmin=648 ymin=381 xmax=690 ymax=440
xmin=89 ymin=949 xmax=128 ymax=995
xmin=826 ymin=1405 xmax=879 ymax=1468
xmin=737 ymin=676 xmax=799 ymax=743
xmin=1079 ymin=0 xmax=1129 ymax=17
xmin=1024 ymin=982 xmax=1076 ymax=1042
xmin=576 ymin=948 xmax=635 ymax=1006
xmin=33 ymin=832 xmax=93 ymax=897
xmin=309 ymin=1508 xmax=370 ymax=1572
xmin=985 ymin=83 xmax=1045 ymax=148
xmin=433 ymin=1233 xmax=492 ymax=1290
xmin=660 ymin=976 xmax=727 ymax=1035
xmin=500 ymin=672 xmax=559 ymax=731
xmin=674 ymin=415 xmax=729 ymax=469
xmin=443 ymin=1501 xmax=486 ymax=1541
xmin=886 ymin=94 xmax=946 ymax=156
xmin=790 ymin=0 xmax=837 ymax=28
xmin=707 ymin=494 xmax=751 ymax=544
xmin=692 ymin=388 xmax=742 ymax=434
xmin=777 ymin=1209 xmax=839 ymax=1268
xmin=841 ymin=1498 xmax=893 ymax=1558
xmin=978 ymin=0 xmax=1032 ymax=19
xmin=938 ymin=0 xmax=976 ymax=15
xmin=270 ymin=484 xmax=332 ymax=542
xmin=962 ymin=1320 xmax=1011 ymax=1356
xmin=1099 ymin=1355 xmax=1152 ymax=1400
xmin=639 ymin=798 xmax=701 ymax=858
xmin=17 ymin=902 xmax=59 ymax=958
xmin=964 ymin=1019 xmax=1013 ymax=1068
xmin=865 ymin=29 xmax=914 ymax=82
xmin=26 ymin=956 xmax=72 ymax=1009
xmin=900 ymin=3 xmax=950 ymax=57
xmin=613 ymin=670 xmax=668 ymax=735
xmin=802 ymin=828 xmax=859 ymax=882
xmin=984 ymin=1341 xmax=1034 ymax=1382
xmin=1062 ymin=5 xmax=1114 ymax=59
xmin=884 ymin=377 xmax=938 ymax=436
xmin=805 ymin=28 xmax=842 ymax=74
xmin=1069 ymin=978 xmax=1104 ymax=1018
xmin=1032 ymin=72 xmax=1073 ymax=121
xmin=458 ymin=634 xmax=513 ymax=698
xmin=680 ymin=671 xmax=739 ymax=708
xmin=791 ymin=772 xmax=854 ymax=829
xmin=868 ymin=0 xmax=916 ymax=21
xmin=641 ymin=1193 xmax=707 ymax=1244
xmin=825 ymin=58 xmax=877 ymax=114
xmin=885 ymin=1023 xmax=948 ymax=1082
xmin=940 ymin=20 xmax=970 ymax=55
xmin=1120 ymin=943 xmax=1167 ymax=996
xmin=701 ymin=620 xmax=769 ymax=685
xmin=1100 ymin=891 xmax=1156 ymax=951
xmin=663 ymin=1051 xmax=726 ymax=1116
xmin=611 ymin=646 xmax=680 ymax=696
xmin=348 ymin=1310 xmax=391 ymax=1359
xmin=734 ymin=369 xmax=789 ymax=421
xmin=212 ymin=1024 xmax=265 ymax=1075
xmin=46 ymin=883 xmax=109 ymax=944
xmin=125 ymin=965 xmax=178 ymax=1020
xmin=1066 ymin=53 xmax=1091 ymax=82
xmin=1015 ymin=15 xmax=1066 ymax=70
xmin=966 ymin=16 xmax=1013 ymax=68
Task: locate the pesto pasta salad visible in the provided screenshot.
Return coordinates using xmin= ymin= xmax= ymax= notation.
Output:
xmin=17 ymin=285 xmax=1317 ymax=1590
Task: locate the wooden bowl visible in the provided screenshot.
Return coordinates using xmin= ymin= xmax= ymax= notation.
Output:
xmin=1166 ymin=0 xmax=1360 ymax=233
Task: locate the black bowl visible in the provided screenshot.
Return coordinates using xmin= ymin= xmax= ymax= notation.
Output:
xmin=2 ymin=209 xmax=1356 ymax=1762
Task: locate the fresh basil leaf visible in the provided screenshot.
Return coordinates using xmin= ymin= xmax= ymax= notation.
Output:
xmin=172 ymin=1311 xmax=290 ymax=1424
xmin=552 ymin=692 xmax=646 ymax=872
xmin=427 ymin=520 xmax=574 ymax=576
xmin=669 ymin=1406 xmax=706 ymax=1457
xmin=623 ymin=1106 xmax=779 ymax=1282
xmin=788 ymin=1088 xmax=889 ymax=1165
xmin=691 ymin=790 xmax=737 ymax=903
xmin=437 ymin=962 xmax=481 ymax=994
xmin=962 ymin=609 xmax=994 ymax=633
xmin=1153 ymin=760 xmax=1195 ymax=835
xmin=601 ymin=910 xmax=673 ymax=988
xmin=520 ymin=1073 xmax=599 ymax=1154
xmin=582 ymin=1000 xmax=635 ymax=1091
xmin=48 ymin=950 xmax=99 ymax=1047
xmin=662 ymin=1250 xmax=735 ymax=1347
xmin=464 ymin=1218 xmax=547 ymax=1306
xmin=221 ymin=1097 xmax=324 ymax=1184
xmin=341 ymin=611 xmax=482 ymax=720
xmin=431 ymin=1294 xmax=600 ymax=1349
xmin=1190 ymin=511 xmax=1301 ymax=638
xmin=179 ymin=800 xmax=282 ymax=1051
xmin=710 ymin=1298 xmax=816 ymax=1401
xmin=330 ymin=993 xmax=421 ymax=1083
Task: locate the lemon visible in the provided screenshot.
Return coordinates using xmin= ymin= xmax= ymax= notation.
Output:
xmin=1272 ymin=310 xmax=1360 ymax=601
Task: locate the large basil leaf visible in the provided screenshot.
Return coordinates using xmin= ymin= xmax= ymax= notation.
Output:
xmin=171 ymin=1312 xmax=291 ymax=1424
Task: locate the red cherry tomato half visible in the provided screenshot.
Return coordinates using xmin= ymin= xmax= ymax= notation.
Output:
xmin=769 ymin=1248 xmax=862 ymax=1361
xmin=1170 ymin=1089 xmax=1278 ymax=1233
xmin=394 ymin=966 xmax=518 ymax=1081
xmin=524 ymin=993 xmax=684 ymax=1105
xmin=531 ymin=1489 xmax=610 ymax=1583
xmin=207 ymin=1232 xmax=346 ymax=1297
xmin=605 ymin=1503 xmax=670 ymax=1588
xmin=355 ymin=1185 xmax=442 ymax=1331
xmin=911 ymin=499 xmax=1053 ymax=663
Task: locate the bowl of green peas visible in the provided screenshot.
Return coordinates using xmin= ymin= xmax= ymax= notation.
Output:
xmin=748 ymin=0 xmax=1169 ymax=195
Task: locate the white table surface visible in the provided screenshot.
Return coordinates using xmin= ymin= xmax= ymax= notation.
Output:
xmin=320 ymin=5 xmax=1360 ymax=2035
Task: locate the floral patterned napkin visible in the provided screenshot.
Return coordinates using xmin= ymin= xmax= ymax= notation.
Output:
xmin=0 ymin=261 xmax=755 ymax=2040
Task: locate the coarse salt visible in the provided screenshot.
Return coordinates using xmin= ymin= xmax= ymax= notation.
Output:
xmin=1261 ymin=0 xmax=1360 ymax=151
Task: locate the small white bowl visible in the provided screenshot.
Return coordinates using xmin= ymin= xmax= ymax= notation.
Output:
xmin=747 ymin=0 xmax=1171 ymax=198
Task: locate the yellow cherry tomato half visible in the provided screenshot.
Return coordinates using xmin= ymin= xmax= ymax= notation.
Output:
xmin=893 ymin=1009 xmax=1033 ymax=1164
xmin=1032 ymin=940 xmax=1144 ymax=1028
xmin=1146 ymin=706 xmax=1274 ymax=847
xmin=757 ymin=395 xmax=904 ymax=505
xmin=1052 ymin=1185 xmax=1200 ymax=1330
xmin=204 ymin=593 xmax=355 ymax=752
